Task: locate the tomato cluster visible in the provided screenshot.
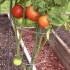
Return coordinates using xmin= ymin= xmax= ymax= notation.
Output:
xmin=12 ymin=4 xmax=50 ymax=28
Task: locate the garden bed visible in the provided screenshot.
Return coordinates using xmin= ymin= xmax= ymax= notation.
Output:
xmin=49 ymin=23 xmax=70 ymax=70
xmin=21 ymin=28 xmax=66 ymax=70
xmin=0 ymin=14 xmax=29 ymax=70
xmin=0 ymin=14 xmax=66 ymax=70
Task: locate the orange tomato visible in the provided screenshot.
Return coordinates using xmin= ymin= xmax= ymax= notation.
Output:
xmin=38 ymin=15 xmax=50 ymax=28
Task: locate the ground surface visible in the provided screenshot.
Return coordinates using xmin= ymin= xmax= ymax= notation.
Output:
xmin=54 ymin=24 xmax=70 ymax=47
xmin=0 ymin=15 xmax=67 ymax=70
xmin=0 ymin=15 xmax=28 ymax=70
xmin=22 ymin=28 xmax=66 ymax=70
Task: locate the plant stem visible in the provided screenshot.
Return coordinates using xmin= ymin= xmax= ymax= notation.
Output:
xmin=35 ymin=33 xmax=44 ymax=56
xmin=13 ymin=18 xmax=21 ymax=58
xmin=21 ymin=63 xmax=26 ymax=70
xmin=28 ymin=28 xmax=45 ymax=70
xmin=15 ymin=0 xmax=18 ymax=5
xmin=27 ymin=25 xmax=39 ymax=70
xmin=22 ymin=0 xmax=26 ymax=27
xmin=13 ymin=0 xmax=27 ymax=58
xmin=40 ymin=38 xmax=47 ymax=50
xmin=32 ymin=30 xmax=45 ymax=61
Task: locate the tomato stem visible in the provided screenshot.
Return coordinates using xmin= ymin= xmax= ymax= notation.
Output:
xmin=21 ymin=0 xmax=26 ymax=27
xmin=13 ymin=18 xmax=21 ymax=58
xmin=21 ymin=63 xmax=26 ymax=70
xmin=28 ymin=27 xmax=45 ymax=70
xmin=15 ymin=0 xmax=18 ymax=5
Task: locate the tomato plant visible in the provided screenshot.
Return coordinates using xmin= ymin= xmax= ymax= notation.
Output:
xmin=26 ymin=5 xmax=40 ymax=22
xmin=11 ymin=0 xmax=70 ymax=70
xmin=38 ymin=15 xmax=50 ymax=28
xmin=12 ymin=4 xmax=23 ymax=18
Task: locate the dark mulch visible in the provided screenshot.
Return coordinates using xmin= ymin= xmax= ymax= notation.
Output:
xmin=54 ymin=24 xmax=70 ymax=47
xmin=22 ymin=28 xmax=66 ymax=70
xmin=0 ymin=14 xmax=68 ymax=70
xmin=0 ymin=15 xmax=28 ymax=70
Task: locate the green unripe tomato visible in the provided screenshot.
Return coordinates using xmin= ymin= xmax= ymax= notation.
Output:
xmin=13 ymin=58 xmax=22 ymax=66
xmin=17 ymin=18 xmax=23 ymax=26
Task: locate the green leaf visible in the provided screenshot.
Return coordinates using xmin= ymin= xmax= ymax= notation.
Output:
xmin=54 ymin=0 xmax=61 ymax=5
xmin=64 ymin=22 xmax=70 ymax=31
xmin=31 ymin=0 xmax=35 ymax=3
xmin=0 ymin=0 xmax=5 ymax=4
xmin=48 ymin=15 xmax=53 ymax=21
xmin=60 ymin=15 xmax=68 ymax=22
xmin=46 ymin=28 xmax=51 ymax=40
xmin=53 ymin=0 xmax=69 ymax=6
xmin=38 ymin=1 xmax=45 ymax=8
xmin=48 ymin=11 xmax=57 ymax=18
xmin=50 ymin=18 xmax=64 ymax=26
xmin=38 ymin=8 xmax=46 ymax=14
xmin=18 ymin=0 xmax=24 ymax=4
xmin=26 ymin=1 xmax=32 ymax=6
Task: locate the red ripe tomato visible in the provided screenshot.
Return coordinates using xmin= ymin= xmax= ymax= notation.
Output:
xmin=26 ymin=5 xmax=40 ymax=21
xmin=12 ymin=4 xmax=23 ymax=18
xmin=38 ymin=15 xmax=50 ymax=28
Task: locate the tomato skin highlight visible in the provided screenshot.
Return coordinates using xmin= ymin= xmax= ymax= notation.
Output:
xmin=26 ymin=5 xmax=40 ymax=21
xmin=12 ymin=4 xmax=23 ymax=18
xmin=38 ymin=15 xmax=50 ymax=28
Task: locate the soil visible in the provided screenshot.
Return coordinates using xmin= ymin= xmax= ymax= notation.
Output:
xmin=53 ymin=23 xmax=70 ymax=47
xmin=0 ymin=14 xmax=28 ymax=70
xmin=22 ymin=28 xmax=66 ymax=70
xmin=0 ymin=14 xmax=67 ymax=70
